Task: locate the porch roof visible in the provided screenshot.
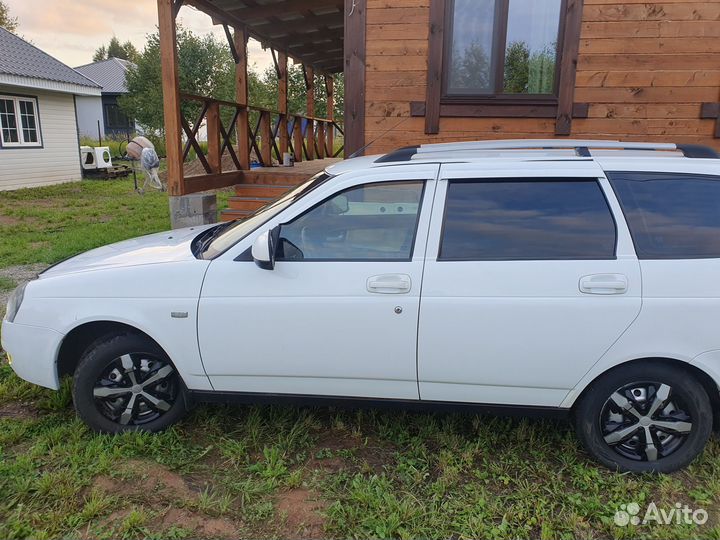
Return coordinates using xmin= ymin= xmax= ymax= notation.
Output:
xmin=187 ymin=0 xmax=345 ymax=73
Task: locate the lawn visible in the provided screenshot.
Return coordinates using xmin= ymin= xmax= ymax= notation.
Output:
xmin=1 ymin=179 xmax=720 ymax=539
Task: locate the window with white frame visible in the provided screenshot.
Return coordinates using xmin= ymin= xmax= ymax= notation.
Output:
xmin=0 ymin=95 xmax=41 ymax=147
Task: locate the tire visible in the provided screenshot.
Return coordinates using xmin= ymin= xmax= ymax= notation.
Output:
xmin=574 ymin=362 xmax=713 ymax=473
xmin=72 ymin=333 xmax=188 ymax=434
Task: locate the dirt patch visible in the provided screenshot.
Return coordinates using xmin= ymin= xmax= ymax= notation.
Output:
xmin=0 ymin=264 xmax=47 ymax=312
xmin=92 ymin=459 xmax=196 ymax=503
xmin=0 ymin=215 xmax=22 ymax=226
xmin=0 ymin=402 xmax=39 ymax=420
xmin=159 ymin=507 xmax=239 ymax=539
xmin=276 ymin=488 xmax=326 ymax=539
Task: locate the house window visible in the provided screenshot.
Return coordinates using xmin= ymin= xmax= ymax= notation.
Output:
xmin=445 ymin=0 xmax=564 ymax=98
xmin=104 ymin=103 xmax=131 ymax=130
xmin=0 ymin=95 xmax=41 ymax=147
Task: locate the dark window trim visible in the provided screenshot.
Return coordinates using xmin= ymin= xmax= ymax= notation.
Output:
xmin=421 ymin=0 xmax=585 ymax=135
xmin=607 ymin=171 xmax=720 ymax=261
xmin=0 ymin=92 xmax=43 ymax=150
xmin=437 ymin=178 xmax=618 ymax=262
xmin=276 ymin=180 xmax=427 ymax=263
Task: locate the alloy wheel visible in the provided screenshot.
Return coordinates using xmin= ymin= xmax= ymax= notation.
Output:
xmin=92 ymin=353 xmax=178 ymax=426
xmin=600 ymin=381 xmax=693 ymax=462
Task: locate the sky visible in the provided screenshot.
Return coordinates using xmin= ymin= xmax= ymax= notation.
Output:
xmin=5 ymin=0 xmax=274 ymax=71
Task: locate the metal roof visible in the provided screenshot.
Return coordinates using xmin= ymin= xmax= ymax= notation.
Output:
xmin=0 ymin=27 xmax=100 ymax=89
xmin=74 ymin=57 xmax=135 ymax=94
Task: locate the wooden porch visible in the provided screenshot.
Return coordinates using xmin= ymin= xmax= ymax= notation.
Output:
xmin=221 ymin=157 xmax=340 ymax=221
xmin=156 ymin=0 xmax=358 ymax=219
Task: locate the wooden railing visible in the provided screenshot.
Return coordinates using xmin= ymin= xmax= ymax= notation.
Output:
xmin=179 ymin=93 xmax=343 ymax=183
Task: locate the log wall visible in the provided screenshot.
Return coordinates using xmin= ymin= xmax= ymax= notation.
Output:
xmin=363 ymin=0 xmax=720 ymax=154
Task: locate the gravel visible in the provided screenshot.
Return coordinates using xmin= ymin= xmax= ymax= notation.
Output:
xmin=0 ymin=264 xmax=47 ymax=312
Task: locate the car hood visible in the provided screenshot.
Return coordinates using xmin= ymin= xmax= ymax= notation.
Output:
xmin=40 ymin=224 xmax=217 ymax=277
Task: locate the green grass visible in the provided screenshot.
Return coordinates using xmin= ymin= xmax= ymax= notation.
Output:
xmin=0 ymin=277 xmax=16 ymax=292
xmin=0 ymin=178 xmax=231 ymax=269
xmin=1 ymin=179 xmax=720 ymax=539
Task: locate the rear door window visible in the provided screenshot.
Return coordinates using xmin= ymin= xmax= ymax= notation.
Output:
xmin=608 ymin=172 xmax=720 ymax=259
xmin=439 ymin=179 xmax=617 ymax=260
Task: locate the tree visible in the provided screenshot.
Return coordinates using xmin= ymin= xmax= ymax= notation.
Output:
xmin=93 ymin=37 xmax=140 ymax=63
xmin=119 ymin=27 xmax=235 ymax=133
xmin=0 ymin=1 xmax=18 ymax=33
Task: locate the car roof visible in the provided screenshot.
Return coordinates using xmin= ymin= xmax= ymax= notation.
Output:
xmin=325 ymin=139 xmax=720 ymax=177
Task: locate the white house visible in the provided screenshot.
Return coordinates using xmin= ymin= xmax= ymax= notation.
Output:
xmin=0 ymin=28 xmax=101 ymax=190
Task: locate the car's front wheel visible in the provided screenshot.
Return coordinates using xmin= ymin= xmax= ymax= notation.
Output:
xmin=574 ymin=363 xmax=713 ymax=473
xmin=72 ymin=333 xmax=187 ymax=433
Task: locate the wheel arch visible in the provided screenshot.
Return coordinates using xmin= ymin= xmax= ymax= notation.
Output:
xmin=571 ymin=357 xmax=720 ymax=426
xmin=57 ymin=320 xmax=169 ymax=379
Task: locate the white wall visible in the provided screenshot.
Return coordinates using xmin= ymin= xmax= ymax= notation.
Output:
xmin=75 ymin=95 xmax=104 ymax=140
xmin=0 ymin=85 xmax=82 ymax=190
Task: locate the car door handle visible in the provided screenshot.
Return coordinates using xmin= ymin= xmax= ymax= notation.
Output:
xmin=367 ymin=274 xmax=412 ymax=294
xmin=580 ymin=274 xmax=628 ymax=295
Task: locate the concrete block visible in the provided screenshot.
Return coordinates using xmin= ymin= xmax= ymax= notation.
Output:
xmin=169 ymin=194 xmax=217 ymax=229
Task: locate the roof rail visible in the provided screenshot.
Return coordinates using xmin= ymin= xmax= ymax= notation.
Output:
xmin=375 ymin=139 xmax=720 ymax=163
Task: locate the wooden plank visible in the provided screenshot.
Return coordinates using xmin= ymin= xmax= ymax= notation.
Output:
xmin=365 ymin=40 xmax=428 ymax=57
xmin=260 ymin=111 xmax=272 ymax=166
xmin=581 ymin=38 xmax=720 ymax=54
xmin=235 ymin=26 xmax=251 ymax=170
xmin=278 ymin=50 xmax=289 ymax=157
xmin=556 ymin=0 xmax=584 ymax=135
xmin=583 ymin=3 xmax=720 ymax=21
xmin=366 ymin=6 xmax=429 ymax=24
xmin=158 ymin=0 xmax=184 ymax=196
xmin=183 ymin=171 xmax=243 ymax=194
xmin=423 ymin=0 xmax=444 ymax=135
xmin=576 ymin=70 xmax=720 ymax=88
xmin=344 ymin=0 xmax=366 ymax=155
xmin=578 ymin=54 xmax=720 ymax=71
xmin=206 ymin=101 xmax=221 ymax=173
xmin=293 ymin=116 xmax=304 ymax=162
xmin=575 ymin=86 xmax=720 ymax=103
xmin=581 ymin=20 xmax=720 ymax=39
xmin=228 ymin=0 xmax=342 ymax=20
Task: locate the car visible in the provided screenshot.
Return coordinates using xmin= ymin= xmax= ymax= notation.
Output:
xmin=3 ymin=138 xmax=720 ymax=473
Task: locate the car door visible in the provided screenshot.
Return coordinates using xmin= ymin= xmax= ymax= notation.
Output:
xmin=418 ymin=161 xmax=642 ymax=407
xmin=198 ymin=164 xmax=440 ymax=400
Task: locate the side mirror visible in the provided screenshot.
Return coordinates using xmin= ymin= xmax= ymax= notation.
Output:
xmin=252 ymin=226 xmax=280 ymax=270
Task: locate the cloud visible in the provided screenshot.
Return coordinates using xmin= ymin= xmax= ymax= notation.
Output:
xmin=6 ymin=0 xmax=273 ymax=71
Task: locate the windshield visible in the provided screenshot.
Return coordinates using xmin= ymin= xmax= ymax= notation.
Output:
xmin=201 ymin=172 xmax=333 ymax=259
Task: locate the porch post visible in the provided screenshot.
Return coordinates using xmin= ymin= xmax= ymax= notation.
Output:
xmin=157 ymin=0 xmax=184 ymax=195
xmin=235 ymin=26 xmax=251 ymax=170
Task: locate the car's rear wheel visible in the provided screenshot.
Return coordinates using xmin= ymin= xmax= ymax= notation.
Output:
xmin=72 ymin=333 xmax=187 ymax=433
xmin=574 ymin=363 xmax=713 ymax=473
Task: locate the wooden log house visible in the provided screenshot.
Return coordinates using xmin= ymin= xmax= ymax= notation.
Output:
xmin=157 ymin=0 xmax=720 ymax=219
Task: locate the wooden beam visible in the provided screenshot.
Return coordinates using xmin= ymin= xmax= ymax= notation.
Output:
xmin=206 ymin=101 xmax=222 ymax=174
xmin=158 ymin=0 xmax=184 ymax=196
xmin=223 ymin=24 xmax=240 ymax=64
xmin=278 ymin=51 xmax=289 ymax=157
xmin=172 ymin=0 xmax=184 ymax=18
xmin=344 ymin=0 xmax=366 ymax=156
xmin=293 ymin=116 xmax=304 ymax=162
xmin=228 ymin=0 xmax=342 ymax=21
xmin=424 ymin=0 xmax=445 ymax=135
xmin=235 ymin=26 xmax=251 ymax=170
xmin=555 ymin=0 xmax=584 ymax=136
xmin=184 ymin=171 xmax=244 ymax=194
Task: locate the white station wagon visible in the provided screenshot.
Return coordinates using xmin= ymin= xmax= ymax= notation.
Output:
xmin=3 ymin=139 xmax=720 ymax=473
